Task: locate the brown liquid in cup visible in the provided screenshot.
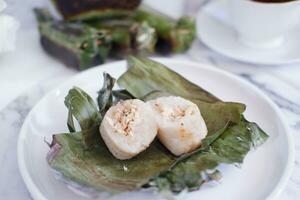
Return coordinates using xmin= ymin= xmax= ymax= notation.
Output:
xmin=251 ymin=0 xmax=295 ymax=3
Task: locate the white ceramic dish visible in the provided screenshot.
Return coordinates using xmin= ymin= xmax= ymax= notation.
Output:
xmin=18 ymin=58 xmax=294 ymax=200
xmin=196 ymin=0 xmax=300 ymax=65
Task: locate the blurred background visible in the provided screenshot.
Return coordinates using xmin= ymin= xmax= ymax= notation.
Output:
xmin=0 ymin=0 xmax=204 ymax=109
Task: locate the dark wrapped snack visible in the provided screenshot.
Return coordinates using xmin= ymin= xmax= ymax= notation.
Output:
xmin=34 ymin=8 xmax=112 ymax=70
xmin=33 ymin=5 xmax=196 ymax=70
xmin=52 ymin=0 xmax=142 ymax=21
xmin=87 ymin=19 xmax=157 ymax=57
xmin=132 ymin=10 xmax=196 ymax=53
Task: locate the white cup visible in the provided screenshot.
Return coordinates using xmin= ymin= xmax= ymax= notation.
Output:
xmin=229 ymin=0 xmax=300 ymax=48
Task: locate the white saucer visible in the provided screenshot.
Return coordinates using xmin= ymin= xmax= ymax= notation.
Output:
xmin=196 ymin=0 xmax=300 ymax=65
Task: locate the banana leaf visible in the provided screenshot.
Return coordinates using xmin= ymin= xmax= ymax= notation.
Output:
xmin=132 ymin=10 xmax=196 ymax=53
xmin=34 ymin=7 xmax=54 ymax=23
xmin=47 ymin=57 xmax=267 ymax=196
xmin=112 ymin=90 xmax=135 ymax=102
xmin=97 ymin=72 xmax=116 ymax=115
xmin=86 ymin=19 xmax=157 ymax=57
xmin=51 ymin=0 xmax=142 ymax=21
xmin=148 ymin=119 xmax=268 ymax=193
xmin=170 ymin=16 xmax=196 ymax=53
xmin=117 ymin=57 xmax=268 ymax=193
xmin=34 ymin=8 xmax=195 ymax=69
xmin=118 ymin=57 xmax=219 ymax=103
xmin=34 ymin=8 xmax=112 ymax=70
xmin=64 ymin=87 xmax=102 ymax=147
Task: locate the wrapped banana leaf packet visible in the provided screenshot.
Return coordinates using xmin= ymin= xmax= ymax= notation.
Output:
xmin=34 ymin=0 xmax=196 ymax=70
xmin=47 ymin=57 xmax=268 ymax=197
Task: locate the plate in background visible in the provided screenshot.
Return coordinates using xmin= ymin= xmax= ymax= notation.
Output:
xmin=197 ymin=0 xmax=300 ymax=65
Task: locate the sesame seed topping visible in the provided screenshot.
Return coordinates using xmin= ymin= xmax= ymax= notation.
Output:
xmin=110 ymin=101 xmax=139 ymax=136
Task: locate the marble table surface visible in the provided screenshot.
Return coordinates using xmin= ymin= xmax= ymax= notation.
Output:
xmin=1 ymin=0 xmax=300 ymax=200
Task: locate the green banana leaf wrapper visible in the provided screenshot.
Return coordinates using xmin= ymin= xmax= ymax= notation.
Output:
xmin=34 ymin=7 xmax=196 ymax=69
xmin=132 ymin=10 xmax=196 ymax=53
xmin=46 ymin=57 xmax=268 ymax=196
xmin=34 ymin=8 xmax=112 ymax=70
xmin=86 ymin=19 xmax=157 ymax=57
xmin=52 ymin=0 xmax=141 ymax=21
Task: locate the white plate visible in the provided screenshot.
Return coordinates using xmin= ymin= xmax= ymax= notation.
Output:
xmin=196 ymin=0 xmax=300 ymax=65
xmin=18 ymin=58 xmax=294 ymax=200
